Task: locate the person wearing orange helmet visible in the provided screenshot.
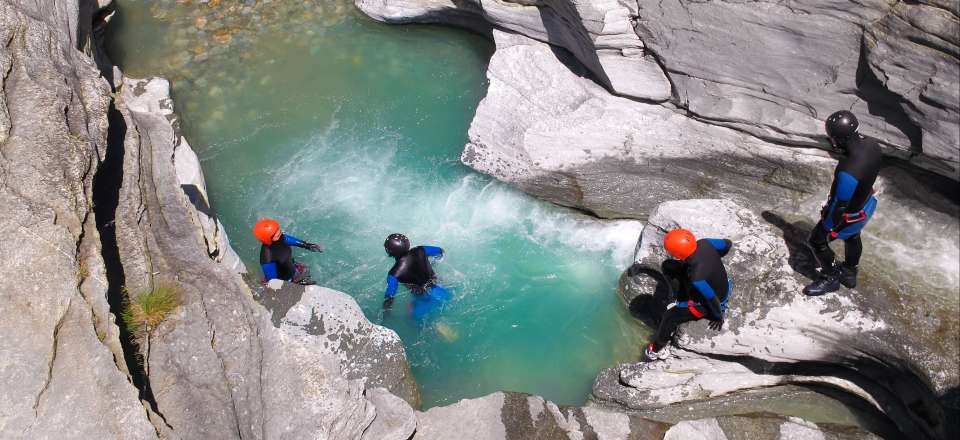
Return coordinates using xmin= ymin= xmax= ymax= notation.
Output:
xmin=644 ymin=228 xmax=733 ymax=361
xmin=253 ymin=218 xmax=323 ymax=285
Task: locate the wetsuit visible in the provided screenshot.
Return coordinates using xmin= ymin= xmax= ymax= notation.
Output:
xmin=385 ymin=246 xmax=451 ymax=319
xmin=808 ymin=135 xmax=882 ymax=270
xmin=260 ymin=234 xmax=310 ymax=282
xmin=651 ymin=238 xmax=733 ymax=351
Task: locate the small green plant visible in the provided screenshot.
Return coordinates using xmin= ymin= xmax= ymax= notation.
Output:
xmin=121 ymin=282 xmax=182 ymax=340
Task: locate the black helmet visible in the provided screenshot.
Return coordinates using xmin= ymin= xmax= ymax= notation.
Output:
xmin=825 ymin=110 xmax=859 ymax=142
xmin=384 ymin=233 xmax=410 ymax=257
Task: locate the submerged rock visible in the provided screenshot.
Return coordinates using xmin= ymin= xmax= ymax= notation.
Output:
xmin=598 ymin=198 xmax=957 ymax=439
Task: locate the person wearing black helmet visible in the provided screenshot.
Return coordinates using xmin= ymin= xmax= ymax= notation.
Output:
xmin=804 ymin=110 xmax=883 ymax=296
xmin=382 ymin=233 xmax=451 ymax=318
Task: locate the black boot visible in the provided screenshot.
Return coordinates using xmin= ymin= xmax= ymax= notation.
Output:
xmin=803 ymin=267 xmax=842 ymax=296
xmin=839 ymin=263 xmax=858 ymax=289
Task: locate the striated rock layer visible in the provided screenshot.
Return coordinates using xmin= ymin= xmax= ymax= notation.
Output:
xmin=357 ymin=0 xmax=960 ymax=178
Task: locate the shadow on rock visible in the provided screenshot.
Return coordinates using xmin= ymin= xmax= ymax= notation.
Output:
xmin=761 ymin=211 xmax=819 ymax=281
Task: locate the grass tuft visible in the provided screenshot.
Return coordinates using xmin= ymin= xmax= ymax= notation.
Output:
xmin=122 ymin=282 xmax=181 ymax=339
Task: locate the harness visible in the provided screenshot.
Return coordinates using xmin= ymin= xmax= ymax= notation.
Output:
xmin=675 ymin=280 xmax=733 ymax=318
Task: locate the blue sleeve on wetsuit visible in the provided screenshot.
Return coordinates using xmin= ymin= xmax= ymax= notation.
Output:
xmin=692 ymin=279 xmax=724 ymax=320
xmin=283 ymin=234 xmax=306 ymax=247
xmin=422 ymin=246 xmax=444 ymax=257
xmin=705 ymin=239 xmax=732 ymax=257
xmin=261 ymin=262 xmax=279 ymax=281
xmin=384 ymin=275 xmax=399 ymax=298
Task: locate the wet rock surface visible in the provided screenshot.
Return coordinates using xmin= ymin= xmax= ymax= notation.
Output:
xmin=357 ymin=0 xmax=960 ymax=178
xmin=598 ymin=199 xmax=958 ymax=439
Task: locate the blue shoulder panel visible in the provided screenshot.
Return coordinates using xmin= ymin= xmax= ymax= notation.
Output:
xmin=261 ymin=262 xmax=278 ymax=281
xmin=422 ymin=246 xmax=443 ymax=257
xmin=283 ymin=234 xmax=306 ymax=247
xmin=384 ymin=275 xmax=399 ymax=298
xmin=692 ymin=280 xmax=716 ymax=300
xmin=706 ymin=239 xmax=728 ymax=253
xmin=835 ymin=171 xmax=859 ymax=202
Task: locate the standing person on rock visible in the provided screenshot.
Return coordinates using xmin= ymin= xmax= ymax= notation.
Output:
xmin=803 ymin=111 xmax=882 ymax=296
xmin=253 ymin=218 xmax=323 ymax=285
xmin=644 ymin=229 xmax=733 ymax=361
xmin=382 ymin=233 xmax=452 ymax=319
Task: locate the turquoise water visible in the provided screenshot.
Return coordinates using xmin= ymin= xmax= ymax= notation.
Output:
xmin=107 ymin=1 xmax=647 ymax=407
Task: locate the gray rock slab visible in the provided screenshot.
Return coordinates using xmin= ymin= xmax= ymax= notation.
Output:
xmin=0 ymin=1 xmax=159 ymax=438
xmin=413 ymin=391 xmax=669 ymax=440
xmin=258 ymin=282 xmax=420 ymax=407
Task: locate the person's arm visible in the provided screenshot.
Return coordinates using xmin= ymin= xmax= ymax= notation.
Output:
xmin=261 ymin=262 xmax=279 ymax=281
xmin=704 ymin=239 xmax=733 ymax=258
xmin=382 ymin=275 xmax=399 ymax=309
xmin=284 ymin=234 xmax=323 ymax=252
xmin=691 ymin=280 xmax=724 ymax=322
xmin=422 ymin=246 xmax=443 ymax=258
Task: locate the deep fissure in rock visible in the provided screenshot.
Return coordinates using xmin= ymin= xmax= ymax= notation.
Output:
xmin=92 ymin=102 xmax=164 ymax=418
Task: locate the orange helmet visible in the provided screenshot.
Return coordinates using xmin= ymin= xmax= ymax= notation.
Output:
xmin=253 ymin=218 xmax=281 ymax=245
xmin=664 ymin=228 xmax=697 ymax=260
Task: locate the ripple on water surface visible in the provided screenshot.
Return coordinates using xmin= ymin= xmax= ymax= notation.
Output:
xmin=107 ymin=0 xmax=649 ymax=407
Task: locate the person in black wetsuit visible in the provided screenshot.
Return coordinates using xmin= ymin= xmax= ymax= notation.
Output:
xmin=645 ymin=229 xmax=733 ymax=361
xmin=382 ymin=233 xmax=451 ymax=319
xmin=804 ymin=111 xmax=883 ymax=296
xmin=253 ymin=218 xmax=323 ymax=285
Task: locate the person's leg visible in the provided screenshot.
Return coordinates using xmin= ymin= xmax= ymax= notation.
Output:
xmin=843 ymin=234 xmax=862 ymax=268
xmin=412 ymin=285 xmax=451 ymax=319
xmin=650 ymin=305 xmax=699 ymax=352
xmin=807 ymin=222 xmax=836 ymax=272
xmin=839 ymin=234 xmax=862 ymax=288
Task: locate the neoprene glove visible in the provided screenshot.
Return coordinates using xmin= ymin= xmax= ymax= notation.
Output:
xmin=708 ymin=317 xmax=724 ymax=331
xmin=382 ymin=296 xmax=395 ymax=310
xmin=305 ymin=242 xmax=324 ymax=252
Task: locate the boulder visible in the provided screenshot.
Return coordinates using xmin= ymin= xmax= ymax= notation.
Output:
xmin=256 ymin=282 xmax=420 ymax=408
xmin=597 ymin=199 xmax=957 ymax=439
xmin=0 ymin=1 xmax=158 ymax=438
xmin=357 ymin=0 xmax=960 ymax=178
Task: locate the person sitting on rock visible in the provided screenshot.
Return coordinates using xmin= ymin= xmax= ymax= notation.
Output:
xmin=253 ymin=218 xmax=323 ymax=285
xmin=645 ymin=229 xmax=732 ymax=361
xmin=803 ymin=111 xmax=882 ymax=296
xmin=382 ymin=233 xmax=451 ymax=319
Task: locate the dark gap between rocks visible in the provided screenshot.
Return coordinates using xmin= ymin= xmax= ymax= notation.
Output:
xmin=92 ymin=102 xmax=165 ymax=420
